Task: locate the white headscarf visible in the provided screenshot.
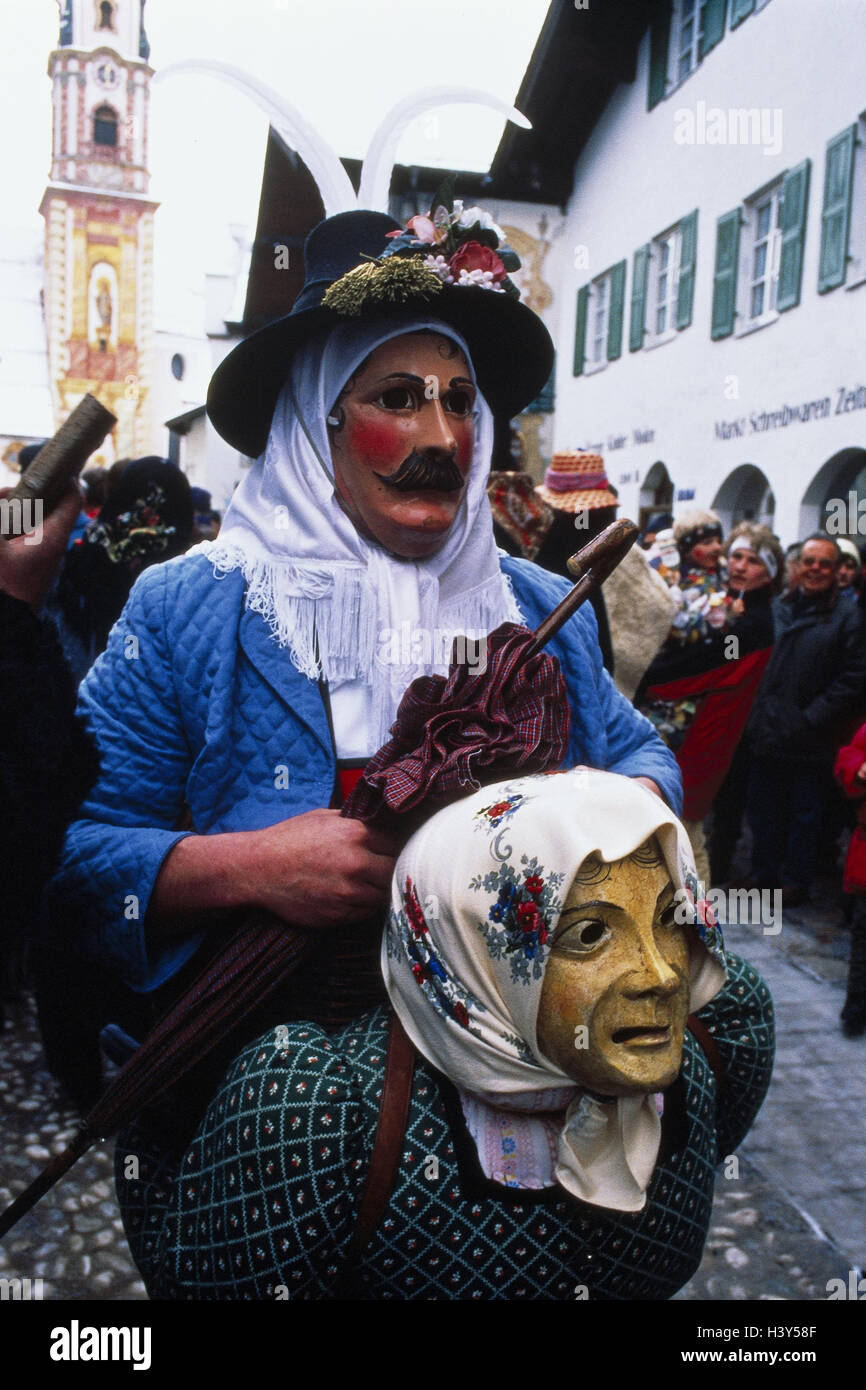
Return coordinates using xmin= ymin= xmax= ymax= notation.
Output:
xmin=206 ymin=316 xmax=521 ymax=753
xmin=382 ymin=769 xmax=727 ymax=1211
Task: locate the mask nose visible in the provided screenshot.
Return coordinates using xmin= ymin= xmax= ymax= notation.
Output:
xmin=419 ymin=396 xmax=458 ymax=455
xmin=622 ymin=934 xmax=681 ymax=998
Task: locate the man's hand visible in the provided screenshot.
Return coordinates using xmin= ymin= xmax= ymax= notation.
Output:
xmin=243 ymin=809 xmax=401 ymax=926
xmin=856 ymin=760 xmax=866 ymax=784
xmin=150 ymin=809 xmax=402 ymax=936
xmin=0 ymin=482 xmax=81 ymax=607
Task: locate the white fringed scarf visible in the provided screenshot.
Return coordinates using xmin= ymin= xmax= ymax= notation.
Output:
xmin=206 ymin=316 xmax=521 ymax=754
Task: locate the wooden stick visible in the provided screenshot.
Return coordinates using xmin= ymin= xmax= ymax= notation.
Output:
xmin=524 ymin=518 xmax=638 ymax=657
xmin=2 ymin=394 xmax=116 ymax=537
xmin=0 ymin=1128 xmax=94 ymax=1239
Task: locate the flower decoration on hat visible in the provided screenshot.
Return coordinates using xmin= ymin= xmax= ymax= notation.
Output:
xmin=323 ymin=177 xmax=522 ymax=317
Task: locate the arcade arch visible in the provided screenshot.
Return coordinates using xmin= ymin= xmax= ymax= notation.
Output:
xmin=800 ymin=447 xmax=866 ymax=539
xmin=638 ymin=461 xmax=674 ymax=533
xmin=711 ymin=464 xmax=775 ymax=532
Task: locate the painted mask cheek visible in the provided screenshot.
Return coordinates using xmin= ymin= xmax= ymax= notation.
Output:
xmin=345 ymin=415 xmax=408 ymax=469
xmin=454 ymin=421 xmax=474 ymax=470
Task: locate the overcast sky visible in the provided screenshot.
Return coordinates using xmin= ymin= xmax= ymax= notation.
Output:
xmin=0 ymin=0 xmax=550 ymax=330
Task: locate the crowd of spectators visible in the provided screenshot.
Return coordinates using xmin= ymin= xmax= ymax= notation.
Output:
xmin=630 ymin=508 xmax=866 ymax=1038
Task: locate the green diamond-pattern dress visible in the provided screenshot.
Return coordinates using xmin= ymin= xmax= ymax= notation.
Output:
xmin=117 ymin=951 xmax=772 ymax=1299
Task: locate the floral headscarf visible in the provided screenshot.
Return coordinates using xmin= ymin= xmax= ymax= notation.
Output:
xmin=382 ymin=768 xmax=726 ymax=1210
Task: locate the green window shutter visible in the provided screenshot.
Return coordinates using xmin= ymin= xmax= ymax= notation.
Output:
xmin=675 ymin=210 xmax=698 ymax=329
xmin=710 ymin=208 xmax=741 ymax=339
xmin=647 ymin=0 xmax=672 ymax=110
xmin=699 ymin=0 xmax=728 ymax=58
xmin=777 ymin=159 xmax=810 ymax=312
xmin=630 ymin=245 xmax=651 ymax=351
xmin=573 ymin=285 xmax=589 ymax=375
xmin=607 ymin=260 xmax=626 ymax=360
xmin=730 ymin=0 xmax=755 ymax=26
xmin=818 ymin=125 xmax=857 ymax=293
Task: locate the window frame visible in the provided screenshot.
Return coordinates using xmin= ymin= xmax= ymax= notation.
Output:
xmin=736 ymin=178 xmax=785 ymax=335
xmin=648 ymin=225 xmax=683 ymax=345
xmin=671 ymin=0 xmax=708 ymax=89
xmin=845 ymin=112 xmax=866 ymax=291
xmin=92 ymin=103 xmax=119 ymax=148
xmin=585 ymin=272 xmax=611 ymax=372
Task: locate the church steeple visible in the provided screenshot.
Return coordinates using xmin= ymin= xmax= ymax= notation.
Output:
xmin=56 ymin=1 xmax=148 ymax=64
xmin=41 ymin=0 xmax=158 ymax=457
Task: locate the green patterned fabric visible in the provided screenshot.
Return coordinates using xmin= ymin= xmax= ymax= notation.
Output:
xmin=117 ymin=952 xmax=773 ymax=1300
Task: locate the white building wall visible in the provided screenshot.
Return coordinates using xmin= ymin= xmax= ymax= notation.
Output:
xmin=551 ymin=0 xmax=866 ymax=547
xmin=149 ymin=327 xmax=248 ymax=512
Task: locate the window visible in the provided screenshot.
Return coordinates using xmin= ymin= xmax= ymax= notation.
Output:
xmin=653 ymin=230 xmax=681 ymax=336
xmin=674 ymin=0 xmax=707 ymax=83
xmin=171 ymin=353 xmax=186 ymax=382
xmin=648 ymin=0 xmax=728 ymax=108
xmin=573 ymin=263 xmax=626 ymax=375
xmin=589 ymin=276 xmax=610 ymax=368
xmin=630 ymin=212 xmax=697 ymax=350
xmin=93 ymin=104 xmax=118 ymax=147
xmin=843 ymin=115 xmax=866 ymax=289
xmin=711 ymin=162 xmax=810 ymax=338
xmin=819 ymin=123 xmax=859 ymax=292
xmin=98 ymin=1 xmax=116 ymax=30
xmin=747 ymin=186 xmax=783 ymax=322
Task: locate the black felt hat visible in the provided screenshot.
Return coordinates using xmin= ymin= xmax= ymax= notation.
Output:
xmin=207 ymin=210 xmax=554 ymax=458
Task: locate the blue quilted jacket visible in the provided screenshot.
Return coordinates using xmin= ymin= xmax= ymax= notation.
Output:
xmin=47 ymin=550 xmax=681 ymax=993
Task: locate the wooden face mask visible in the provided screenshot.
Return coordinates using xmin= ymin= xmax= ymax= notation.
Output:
xmin=327 ymin=331 xmax=476 ymax=560
xmin=536 ymin=837 xmax=692 ymax=1098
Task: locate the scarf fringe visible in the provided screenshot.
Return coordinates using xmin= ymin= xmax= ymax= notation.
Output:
xmin=208 ymin=542 xmax=523 ymax=707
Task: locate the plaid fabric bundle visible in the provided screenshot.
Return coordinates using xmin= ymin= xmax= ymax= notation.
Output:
xmin=341 ymin=622 xmax=570 ymax=833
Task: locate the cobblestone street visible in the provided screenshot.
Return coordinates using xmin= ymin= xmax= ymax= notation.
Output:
xmin=0 ymin=872 xmax=862 ymax=1302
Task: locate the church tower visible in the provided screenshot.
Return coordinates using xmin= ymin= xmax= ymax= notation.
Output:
xmin=39 ymin=1 xmax=157 ymax=458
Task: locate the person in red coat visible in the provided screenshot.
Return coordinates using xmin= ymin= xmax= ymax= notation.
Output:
xmin=834 ymin=724 xmax=866 ymax=1036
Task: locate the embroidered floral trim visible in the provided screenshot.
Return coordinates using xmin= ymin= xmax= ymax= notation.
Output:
xmin=387 ymin=877 xmax=485 ymax=1032
xmin=469 ymin=856 xmax=564 ymax=984
xmin=679 ymin=861 xmax=725 ymax=960
xmin=474 ymin=791 xmax=526 ymax=832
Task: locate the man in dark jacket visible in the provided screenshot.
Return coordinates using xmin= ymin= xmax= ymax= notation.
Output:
xmin=744 ymin=533 xmax=866 ymax=904
xmin=0 ymin=484 xmax=98 ymax=1023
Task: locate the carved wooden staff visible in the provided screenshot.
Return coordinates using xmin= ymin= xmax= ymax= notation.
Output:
xmin=524 ymin=517 xmax=638 ymax=657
